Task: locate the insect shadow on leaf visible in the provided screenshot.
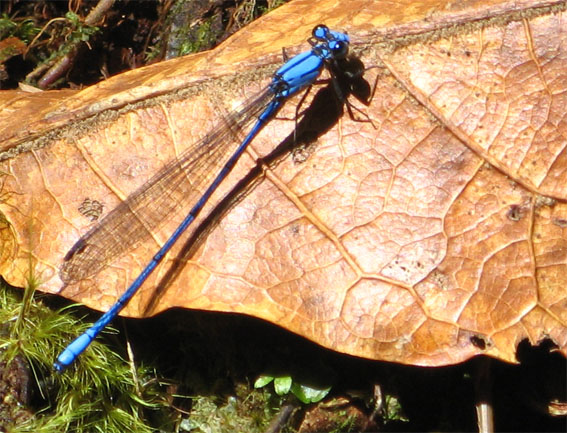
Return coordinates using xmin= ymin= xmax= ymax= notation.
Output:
xmin=142 ymin=53 xmax=379 ymax=316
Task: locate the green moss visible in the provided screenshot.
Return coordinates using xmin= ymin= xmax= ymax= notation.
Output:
xmin=0 ymin=14 xmax=40 ymax=43
xmin=176 ymin=19 xmax=216 ymax=56
xmin=183 ymin=386 xmax=277 ymax=433
xmin=0 ymin=280 xmax=172 ymax=433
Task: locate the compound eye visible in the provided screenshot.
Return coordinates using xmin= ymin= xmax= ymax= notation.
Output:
xmin=312 ymin=24 xmax=330 ymax=41
xmin=330 ymin=40 xmax=348 ymax=58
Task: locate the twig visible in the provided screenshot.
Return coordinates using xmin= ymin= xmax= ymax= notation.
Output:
xmin=264 ymin=403 xmax=296 ymax=433
xmin=36 ymin=0 xmax=115 ymax=88
xmin=475 ymin=357 xmax=494 ymax=433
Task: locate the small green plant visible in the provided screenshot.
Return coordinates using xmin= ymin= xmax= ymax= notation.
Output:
xmin=64 ymin=11 xmax=98 ymax=43
xmin=381 ymin=394 xmax=409 ymax=423
xmin=254 ymin=373 xmax=331 ymax=404
xmin=43 ymin=11 xmax=99 ymax=59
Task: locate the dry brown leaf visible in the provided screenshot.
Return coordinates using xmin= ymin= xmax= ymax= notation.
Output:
xmin=1 ymin=0 xmax=566 ymax=366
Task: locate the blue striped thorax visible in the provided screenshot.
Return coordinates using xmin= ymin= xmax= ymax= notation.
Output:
xmin=271 ymin=24 xmax=350 ymax=98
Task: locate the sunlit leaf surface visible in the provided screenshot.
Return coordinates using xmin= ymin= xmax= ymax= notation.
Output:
xmin=1 ymin=0 xmax=566 ymax=366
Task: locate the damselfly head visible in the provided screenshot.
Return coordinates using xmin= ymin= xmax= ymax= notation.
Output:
xmin=312 ymin=24 xmax=330 ymax=40
xmin=312 ymin=24 xmax=349 ymax=44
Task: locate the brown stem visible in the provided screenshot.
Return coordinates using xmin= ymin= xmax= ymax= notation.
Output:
xmin=36 ymin=0 xmax=115 ymax=88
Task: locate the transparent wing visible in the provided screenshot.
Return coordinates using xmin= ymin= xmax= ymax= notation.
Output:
xmin=60 ymin=89 xmax=273 ymax=284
